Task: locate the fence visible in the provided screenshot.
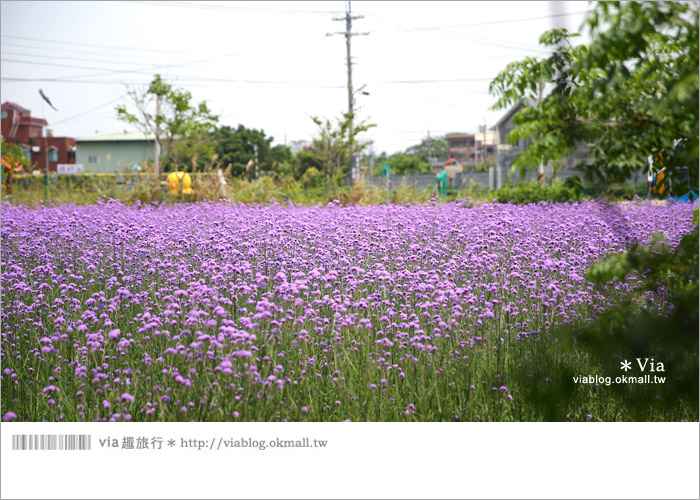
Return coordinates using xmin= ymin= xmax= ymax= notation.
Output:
xmin=0 ymin=170 xmax=653 ymax=206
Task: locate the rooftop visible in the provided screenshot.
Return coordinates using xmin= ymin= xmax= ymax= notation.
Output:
xmin=491 ymin=99 xmax=537 ymax=130
xmin=76 ymin=131 xmax=156 ymax=142
xmin=446 ymin=132 xmax=496 ymax=145
xmin=19 ymin=117 xmax=48 ymax=126
xmin=1 ymin=102 xmax=30 ymax=112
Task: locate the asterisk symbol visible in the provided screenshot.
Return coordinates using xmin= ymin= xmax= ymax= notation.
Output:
xmin=620 ymin=360 xmax=632 ymax=372
xmin=167 ymin=439 xmax=176 ymax=447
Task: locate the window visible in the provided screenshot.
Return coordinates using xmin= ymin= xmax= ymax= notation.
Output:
xmin=48 ymin=148 xmax=58 ymax=162
xmin=21 ymin=146 xmax=31 ymax=161
xmin=88 ymin=156 xmax=97 ymax=164
xmin=1 ymin=110 xmax=7 ymax=119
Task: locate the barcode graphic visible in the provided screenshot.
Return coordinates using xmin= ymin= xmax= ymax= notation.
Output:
xmin=12 ymin=434 xmax=91 ymax=451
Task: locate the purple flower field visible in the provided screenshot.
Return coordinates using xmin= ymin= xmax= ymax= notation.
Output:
xmin=1 ymin=198 xmax=696 ymax=421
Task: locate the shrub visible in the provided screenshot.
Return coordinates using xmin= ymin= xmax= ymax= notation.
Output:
xmin=495 ymin=181 xmax=582 ymax=204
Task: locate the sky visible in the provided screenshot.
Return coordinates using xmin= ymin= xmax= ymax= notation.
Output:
xmin=1 ymin=1 xmax=593 ymax=155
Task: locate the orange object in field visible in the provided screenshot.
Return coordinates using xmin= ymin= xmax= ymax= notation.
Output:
xmin=2 ymin=156 xmax=23 ymax=172
xmin=654 ymin=170 xmax=666 ymax=194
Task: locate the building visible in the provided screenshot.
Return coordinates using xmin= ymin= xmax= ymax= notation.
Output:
xmin=446 ymin=132 xmax=496 ymax=165
xmin=1 ymin=102 xmax=76 ymax=172
xmin=75 ymin=132 xmax=156 ymax=173
xmin=491 ymin=99 xmax=594 ymax=188
xmin=490 ymin=100 xmax=532 ymax=188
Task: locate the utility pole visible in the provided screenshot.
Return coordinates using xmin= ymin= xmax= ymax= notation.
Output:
xmin=427 ymin=127 xmax=435 ymax=165
xmin=154 ymin=91 xmax=162 ymax=178
xmin=327 ymin=0 xmax=368 ymax=183
xmin=254 ymin=143 xmax=259 ymax=179
xmin=44 ymin=123 xmax=49 ymax=199
xmin=483 ymin=118 xmax=488 ymax=167
xmin=38 ymin=92 xmax=49 ymax=198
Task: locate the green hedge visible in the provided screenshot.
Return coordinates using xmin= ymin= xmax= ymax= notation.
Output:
xmin=494 ymin=181 xmax=649 ymax=204
xmin=495 ymin=182 xmax=582 ymax=204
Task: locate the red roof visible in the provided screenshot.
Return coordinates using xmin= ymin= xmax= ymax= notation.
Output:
xmin=1 ymin=102 xmax=30 ymax=112
xmin=19 ymin=117 xmax=47 ymax=126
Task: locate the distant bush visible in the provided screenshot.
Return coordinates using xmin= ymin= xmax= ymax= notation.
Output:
xmin=495 ymin=181 xmax=582 ymax=204
xmin=582 ymin=184 xmax=638 ymax=201
xmin=300 ymin=167 xmax=324 ymax=189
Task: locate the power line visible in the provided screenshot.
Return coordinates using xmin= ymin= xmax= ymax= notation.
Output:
xmin=449 ymin=33 xmax=549 ymax=52
xmin=1 ymin=53 xmax=346 ymax=87
xmin=0 ymin=34 xmax=242 ymax=57
xmin=0 ymin=56 xmax=232 ymax=79
xmin=124 ymin=0 xmax=339 ymax=15
xmin=1 ymin=70 xmax=499 ymax=87
xmin=398 ymin=10 xmax=594 ymax=31
xmin=0 ymin=50 xmax=236 ymax=69
xmin=0 ymin=57 xmax=513 ymax=86
xmin=402 ymin=30 xmax=555 ymax=55
xmin=1 ymin=77 xmax=145 ymax=85
xmin=0 ymin=40 xmax=198 ymax=61
xmin=376 ymin=77 xmax=495 ymax=84
xmin=0 ymin=76 xmax=346 ymax=89
xmin=373 ymin=84 xmax=490 ymax=95
xmin=50 ymin=95 xmax=128 ymax=125
xmin=381 ymin=21 xmax=556 ymax=55
xmin=371 ymin=129 xmax=450 ymax=136
xmin=377 ymin=90 xmax=494 ymax=110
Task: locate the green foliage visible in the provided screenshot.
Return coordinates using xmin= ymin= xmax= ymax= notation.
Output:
xmin=489 ymin=1 xmax=699 ymax=187
xmin=222 ymin=176 xmax=435 ymax=206
xmin=212 ymin=125 xmax=285 ymax=179
xmin=562 ymin=175 xmax=583 ymax=196
xmin=116 ymin=74 xmax=219 ymax=174
xmin=403 ymin=135 xmax=448 ymax=163
xmin=1 ymin=169 xmax=228 ymax=205
xmin=309 ymin=112 xmax=376 ymax=186
xmin=366 ymin=151 xmax=390 ymax=176
xmin=300 ymin=167 xmax=323 ymax=189
xmin=568 ymin=210 xmax=699 ymax=418
xmin=1 ymin=138 xmax=31 ymax=171
xmin=462 ymin=162 xmax=490 ymax=173
xmin=272 ymin=160 xmax=296 ymax=180
xmin=490 ymin=2 xmax=700 ymax=419
xmin=387 ymin=153 xmax=431 ymax=174
xmin=495 ymin=181 xmax=582 ymax=204
xmin=271 ymin=144 xmax=293 ymax=168
xmin=581 ymin=184 xmax=638 ymax=201
xmin=294 ymin=147 xmax=323 ymax=180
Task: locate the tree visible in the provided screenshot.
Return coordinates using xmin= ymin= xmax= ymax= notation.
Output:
xmin=488 ymin=1 xmax=698 ymax=188
xmin=568 ymin=208 xmax=699 ymax=419
xmin=1 ymin=138 xmax=31 ymax=171
xmin=387 ymin=153 xmax=431 ymax=174
xmin=489 ymin=2 xmax=699 ymax=419
xmin=294 ymin=146 xmax=323 ymax=180
xmin=116 ymin=75 xmax=219 ymax=176
xmin=213 ymin=125 xmax=290 ymax=179
xmin=404 ymin=135 xmax=448 ymax=163
xmin=2 ymin=138 xmax=31 ymax=195
xmin=309 ymin=112 xmax=376 ymax=186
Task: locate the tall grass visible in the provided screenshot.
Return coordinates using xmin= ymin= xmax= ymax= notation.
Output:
xmin=3 ymin=169 xmax=492 ymax=207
